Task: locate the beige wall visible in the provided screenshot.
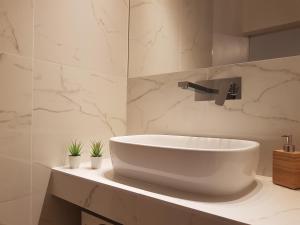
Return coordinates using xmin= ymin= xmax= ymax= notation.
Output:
xmin=212 ymin=0 xmax=249 ymax=66
xmin=127 ymin=55 xmax=300 ymax=177
xmin=129 ymin=0 xmax=213 ymax=77
xmin=129 ymin=0 xmax=300 ymax=76
xmin=128 ymin=0 xmax=251 ymax=76
xmin=242 ymin=0 xmax=300 ymax=34
xmin=0 ymin=0 xmax=33 ymax=224
xmin=0 ymin=0 xmax=129 ymax=225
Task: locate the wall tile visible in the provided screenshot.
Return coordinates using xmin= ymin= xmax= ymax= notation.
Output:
xmin=32 ymin=1 xmax=129 ymax=224
xmin=212 ymin=0 xmax=249 ymax=66
xmin=34 ymin=0 xmax=128 ymax=76
xmin=128 ymin=69 xmax=208 ymax=134
xmin=206 ymin=56 xmax=300 ymax=175
xmin=33 ymin=59 xmax=126 ymax=166
xmin=180 ymin=0 xmax=212 ymax=70
xmin=127 ymin=55 xmax=300 ymax=176
xmin=0 ymin=53 xmax=32 ymax=161
xmin=129 ymin=0 xmax=181 ymax=77
xmin=0 ymin=195 xmax=31 ymax=225
xmin=129 ymin=0 xmax=213 ymax=77
xmin=0 ymin=0 xmax=129 ymax=224
xmin=0 ymin=0 xmax=33 ymax=57
xmin=32 ymin=59 xmax=127 ymax=224
xmin=0 ymin=53 xmax=32 ymax=225
xmin=33 ymin=26 xmax=128 ymax=222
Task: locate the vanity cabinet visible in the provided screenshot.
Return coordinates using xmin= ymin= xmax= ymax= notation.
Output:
xmin=82 ymin=211 xmax=120 ymax=225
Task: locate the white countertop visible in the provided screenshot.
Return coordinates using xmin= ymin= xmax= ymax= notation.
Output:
xmin=53 ymin=159 xmax=300 ymax=225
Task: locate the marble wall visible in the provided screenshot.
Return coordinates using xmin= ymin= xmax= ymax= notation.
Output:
xmin=0 ymin=54 xmax=32 ymax=225
xmin=129 ymin=0 xmax=213 ymax=77
xmin=1 ymin=0 xmax=299 ymax=224
xmin=127 ymin=55 xmax=300 ymax=176
xmin=128 ymin=0 xmax=251 ymax=76
xmin=212 ymin=0 xmax=249 ymax=66
xmin=32 ymin=1 xmax=129 ymax=223
xmin=0 ymin=0 xmax=129 ymax=225
xmin=0 ymin=0 xmax=33 ymax=225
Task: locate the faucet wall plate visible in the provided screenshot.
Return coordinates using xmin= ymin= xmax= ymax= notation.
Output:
xmin=194 ymin=77 xmax=241 ymax=102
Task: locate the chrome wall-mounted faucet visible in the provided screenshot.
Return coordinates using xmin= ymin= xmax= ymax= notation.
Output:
xmin=178 ymin=77 xmax=241 ymax=106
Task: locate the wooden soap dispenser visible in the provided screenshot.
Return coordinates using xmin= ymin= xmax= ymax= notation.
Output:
xmin=273 ymin=135 xmax=300 ymax=189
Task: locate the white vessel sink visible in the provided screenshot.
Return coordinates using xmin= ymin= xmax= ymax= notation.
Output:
xmin=110 ymin=135 xmax=260 ymax=196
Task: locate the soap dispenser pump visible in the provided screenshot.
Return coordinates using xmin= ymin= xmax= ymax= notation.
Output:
xmin=273 ymin=135 xmax=300 ymax=189
xmin=282 ymin=135 xmax=295 ymax=152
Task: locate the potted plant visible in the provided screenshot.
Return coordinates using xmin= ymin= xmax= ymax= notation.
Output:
xmin=90 ymin=141 xmax=103 ymax=169
xmin=68 ymin=140 xmax=82 ymax=169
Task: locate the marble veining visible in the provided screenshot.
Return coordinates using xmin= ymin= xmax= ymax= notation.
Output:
xmin=51 ymin=159 xmax=300 ymax=225
xmin=0 ymin=53 xmax=32 ymax=225
xmin=0 ymin=110 xmax=30 ymax=125
xmin=0 ymin=11 xmax=20 ymax=53
xmin=0 ymin=1 xmax=129 ymax=225
xmin=129 ymin=0 xmax=180 ymax=77
xmin=83 ymin=185 xmax=98 ymax=208
xmin=0 ymin=0 xmax=33 ymax=57
xmin=31 ymin=3 xmax=129 ymax=225
xmin=128 ymin=55 xmax=300 ymax=176
xmin=34 ymin=0 xmax=128 ymax=76
xmin=33 ymin=62 xmax=126 ymax=138
xmin=208 ymin=61 xmax=300 ymax=123
xmin=129 ymin=0 xmax=213 ymax=77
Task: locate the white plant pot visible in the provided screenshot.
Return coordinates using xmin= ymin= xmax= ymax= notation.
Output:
xmin=91 ymin=157 xmax=102 ymax=169
xmin=69 ymin=155 xmax=81 ymax=169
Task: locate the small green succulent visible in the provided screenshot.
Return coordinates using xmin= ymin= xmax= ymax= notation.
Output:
xmin=90 ymin=141 xmax=104 ymax=157
xmin=68 ymin=140 xmax=82 ymax=156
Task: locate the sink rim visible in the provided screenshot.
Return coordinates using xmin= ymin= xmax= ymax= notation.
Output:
xmin=110 ymin=134 xmax=260 ymax=153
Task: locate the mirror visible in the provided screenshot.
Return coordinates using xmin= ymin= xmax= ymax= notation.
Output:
xmin=128 ymin=0 xmax=300 ymax=77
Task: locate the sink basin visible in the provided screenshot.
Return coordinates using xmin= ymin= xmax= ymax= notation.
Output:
xmin=110 ymin=135 xmax=260 ymax=196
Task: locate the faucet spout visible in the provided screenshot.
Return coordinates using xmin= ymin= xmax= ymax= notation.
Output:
xmin=178 ymin=81 xmax=219 ymax=95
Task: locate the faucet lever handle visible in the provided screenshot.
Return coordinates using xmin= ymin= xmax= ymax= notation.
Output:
xmin=215 ymin=81 xmax=231 ymax=106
